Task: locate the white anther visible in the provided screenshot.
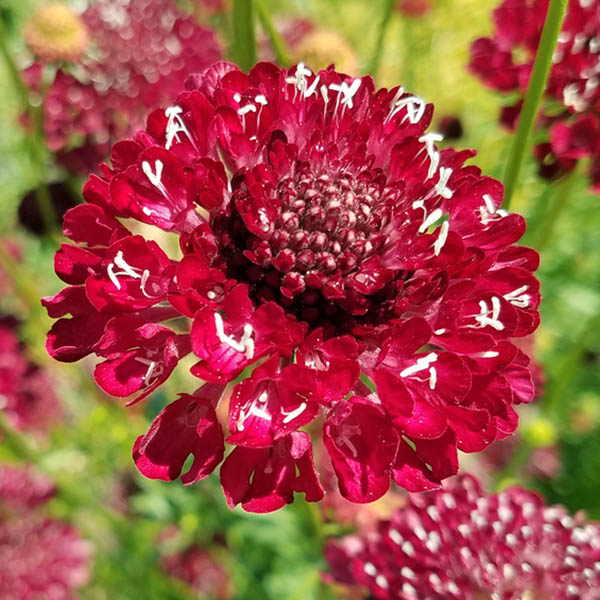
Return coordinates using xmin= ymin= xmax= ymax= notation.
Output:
xmin=213 ymin=313 xmax=255 ymax=359
xmin=428 ymin=366 xmax=437 ymax=390
xmin=506 ymin=533 xmax=517 ymax=546
xmin=471 ymin=350 xmax=500 ymax=358
xmin=364 ymin=562 xmax=377 ymax=576
xmin=419 ymin=132 xmax=444 ymax=180
xmin=164 ymin=105 xmax=196 ymax=150
xmin=139 ymin=269 xmax=152 ymax=298
xmin=142 ymin=159 xmax=168 ymax=197
xmin=429 ymin=573 xmax=442 ymax=587
xmin=498 ymin=505 xmax=513 ymax=523
xmin=480 ymin=194 xmax=508 ymax=224
xmin=457 ymin=524 xmax=470 ymax=537
xmin=255 ymin=94 xmax=268 ymax=105
xmin=233 ymin=93 xmax=242 ymax=103
xmin=585 ymin=77 xmax=599 ymax=97
xmin=304 ymin=74 xmax=320 ymax=98
xmin=447 ymin=582 xmax=460 ymax=595
xmin=386 ymin=95 xmax=426 ymax=124
xmin=504 ymin=285 xmax=531 ymax=308
xmin=107 ymin=263 xmax=122 ymax=290
xmin=400 ymin=352 xmax=438 ymax=378
xmin=564 ymin=83 xmax=587 ymax=112
xmin=375 ymin=575 xmax=389 ymax=589
xmin=286 ymin=62 xmax=312 ymax=99
xmin=401 ymin=566 xmax=415 ymax=579
xmin=329 ymin=79 xmax=361 ymax=109
xmin=281 ymin=402 xmax=307 ymax=424
xmin=134 ymin=357 xmax=164 ymax=387
xmin=590 ymin=35 xmax=600 ymax=53
xmin=573 ymin=33 xmax=587 ymax=54
xmin=435 ymin=167 xmax=454 ymax=199
xmin=473 ymin=297 xmax=505 ymax=331
xmin=389 ymin=529 xmax=403 ymax=545
xmin=320 ymin=84 xmax=329 ymax=117
xmin=443 ymin=493 xmax=456 ymax=509
xmin=426 ymin=531 xmax=441 ymax=552
xmin=521 ymin=525 xmax=533 ymax=538
xmin=427 ymin=506 xmax=440 ymax=521
xmin=434 ymin=328 xmax=447 ymax=336
xmin=402 ymin=583 xmax=417 ymax=596
xmin=238 ymin=103 xmax=257 ymax=116
xmin=401 ymin=541 xmax=415 ymax=556
xmin=418 ymin=207 xmax=443 ymax=234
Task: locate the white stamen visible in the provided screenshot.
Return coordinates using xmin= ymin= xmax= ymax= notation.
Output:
xmin=433 ymin=220 xmax=449 ymax=256
xmin=434 ymin=328 xmax=447 ymax=335
xmin=107 ymin=263 xmax=122 ymax=290
xmin=286 ymin=62 xmax=312 ymax=99
xmin=142 ymin=159 xmax=168 ymax=197
xmin=386 ymin=95 xmax=426 ymax=124
xmin=213 ymin=313 xmax=255 ymax=359
xmin=135 ymin=357 xmax=164 ymax=387
xmin=564 ymin=83 xmax=587 ymax=112
xmin=435 ymin=167 xmax=454 ymax=199
xmin=164 ymin=105 xmax=195 ymax=150
xmin=473 ymin=297 xmax=505 ymax=331
xmin=400 ymin=352 xmax=438 ymax=378
xmin=504 ymin=285 xmax=531 ymax=308
xmin=418 ymin=207 xmax=443 ymax=234
xmin=139 ymin=269 xmax=152 ymax=298
xmin=428 ymin=366 xmax=437 ymax=390
xmin=471 ymin=350 xmax=500 ymax=358
xmin=375 ymin=575 xmax=388 ymax=589
xmin=281 ymin=402 xmax=307 ymax=424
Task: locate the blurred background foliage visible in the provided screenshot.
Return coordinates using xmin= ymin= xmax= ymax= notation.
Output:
xmin=1 ymin=0 xmax=600 ymax=598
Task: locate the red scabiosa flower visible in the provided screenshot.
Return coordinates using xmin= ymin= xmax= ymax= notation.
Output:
xmin=43 ymin=61 xmax=540 ymax=512
xmin=326 ymin=474 xmax=600 ymax=599
xmin=27 ymin=0 xmax=221 ymax=174
xmin=470 ymin=0 xmax=600 ymax=189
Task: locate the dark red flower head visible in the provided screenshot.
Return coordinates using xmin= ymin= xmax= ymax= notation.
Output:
xmin=28 ymin=0 xmax=221 ymax=174
xmin=0 ymin=323 xmax=62 ymax=434
xmin=470 ymin=0 xmax=600 ymax=189
xmin=43 ymin=62 xmax=540 ymax=512
xmin=0 ymin=464 xmax=92 ymax=600
xmin=326 ymin=474 xmax=600 ymax=599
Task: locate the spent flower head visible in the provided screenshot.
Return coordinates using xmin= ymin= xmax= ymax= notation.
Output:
xmin=326 ymin=474 xmax=600 ymax=599
xmin=44 ymin=62 xmax=540 ymax=512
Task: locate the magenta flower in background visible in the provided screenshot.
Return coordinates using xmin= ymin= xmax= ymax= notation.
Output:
xmin=163 ymin=544 xmax=231 ymax=599
xmin=325 ymin=474 xmax=600 ymax=599
xmin=43 ymin=61 xmax=540 ymax=512
xmin=470 ymin=0 xmax=600 ymax=189
xmin=25 ymin=0 xmax=221 ymax=174
xmin=0 ymin=321 xmax=62 ymax=435
xmin=0 ymin=464 xmax=92 ymax=600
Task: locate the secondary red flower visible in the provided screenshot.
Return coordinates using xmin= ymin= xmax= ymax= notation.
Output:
xmin=0 ymin=464 xmax=91 ymax=600
xmin=326 ymin=474 xmax=600 ymax=599
xmin=44 ymin=62 xmax=540 ymax=512
xmin=470 ymin=0 xmax=600 ymax=189
xmin=0 ymin=322 xmax=62 ymax=435
xmin=25 ymin=0 xmax=221 ymax=174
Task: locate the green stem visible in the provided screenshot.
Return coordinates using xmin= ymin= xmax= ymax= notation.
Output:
xmin=366 ymin=0 xmax=395 ymax=77
xmin=255 ymin=0 xmax=290 ymax=67
xmin=401 ymin=17 xmax=416 ymax=91
xmin=535 ymin=171 xmax=576 ymax=252
xmin=232 ymin=0 xmax=257 ymax=71
xmin=502 ymin=0 xmax=568 ymax=209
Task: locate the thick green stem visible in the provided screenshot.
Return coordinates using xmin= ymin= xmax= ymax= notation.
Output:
xmin=255 ymin=0 xmax=290 ymax=67
xmin=502 ymin=0 xmax=568 ymax=209
xmin=366 ymin=0 xmax=395 ymax=77
xmin=232 ymin=0 xmax=257 ymax=71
